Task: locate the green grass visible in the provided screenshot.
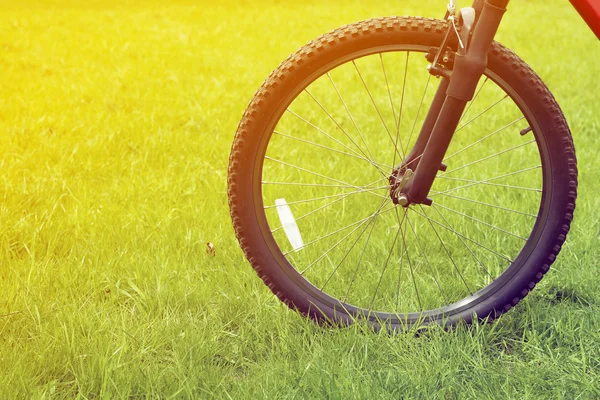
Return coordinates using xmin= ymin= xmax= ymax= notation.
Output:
xmin=1 ymin=0 xmax=600 ymax=398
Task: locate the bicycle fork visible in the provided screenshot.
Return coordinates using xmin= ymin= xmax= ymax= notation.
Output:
xmin=392 ymin=0 xmax=510 ymax=206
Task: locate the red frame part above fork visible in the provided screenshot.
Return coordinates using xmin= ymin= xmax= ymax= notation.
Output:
xmin=571 ymin=0 xmax=600 ymax=40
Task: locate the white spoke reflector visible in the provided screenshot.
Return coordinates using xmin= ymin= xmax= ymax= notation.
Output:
xmin=276 ymin=199 xmax=304 ymax=252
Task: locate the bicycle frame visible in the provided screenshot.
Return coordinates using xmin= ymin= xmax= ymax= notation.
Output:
xmin=571 ymin=0 xmax=600 ymax=40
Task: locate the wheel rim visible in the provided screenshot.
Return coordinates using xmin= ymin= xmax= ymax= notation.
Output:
xmin=255 ymin=44 xmax=549 ymax=321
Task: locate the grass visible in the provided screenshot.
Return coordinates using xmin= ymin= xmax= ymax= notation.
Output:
xmin=1 ymin=0 xmax=599 ymax=398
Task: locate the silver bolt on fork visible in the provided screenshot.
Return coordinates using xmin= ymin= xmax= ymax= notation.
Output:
xmin=397 ymin=194 xmax=409 ymax=207
xmin=447 ymin=0 xmax=456 ymax=16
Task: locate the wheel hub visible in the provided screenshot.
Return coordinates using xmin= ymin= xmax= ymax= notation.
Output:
xmin=389 ymin=167 xmax=413 ymax=206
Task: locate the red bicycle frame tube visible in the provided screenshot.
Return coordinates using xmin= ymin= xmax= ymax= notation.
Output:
xmin=571 ymin=0 xmax=600 ymax=39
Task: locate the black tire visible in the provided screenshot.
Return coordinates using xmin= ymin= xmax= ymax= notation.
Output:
xmin=228 ymin=17 xmax=577 ymax=330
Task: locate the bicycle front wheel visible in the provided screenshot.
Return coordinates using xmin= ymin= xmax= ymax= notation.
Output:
xmin=228 ymin=17 xmax=577 ymax=330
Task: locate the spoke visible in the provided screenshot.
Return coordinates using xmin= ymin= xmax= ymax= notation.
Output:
xmin=410 ymin=206 xmax=513 ymax=264
xmin=454 ymin=94 xmax=509 ymax=133
xmin=438 ymin=139 xmax=536 ymax=177
xmin=285 ymin=109 xmax=386 ymax=174
xmin=435 ymin=177 xmax=541 ymax=193
xmin=405 ymin=212 xmax=449 ymax=306
xmin=298 ymin=203 xmax=395 ymax=273
xmin=343 ymin=203 xmax=384 ymax=303
xmin=273 ymin=130 xmax=391 ymax=170
xmin=434 ymin=192 xmax=537 ymax=218
xmin=381 ymin=52 xmax=408 ymax=170
xmin=326 ymin=73 xmax=378 ymax=165
xmin=352 ymin=60 xmax=402 ymax=160
xmin=291 ymin=203 xmax=395 ymax=257
xmin=393 ymin=51 xmax=410 ymax=166
xmin=444 ymin=116 xmax=525 ymax=161
xmin=264 ymin=181 xmax=370 ymax=189
xmin=404 ymin=74 xmax=432 ymax=157
xmin=368 ymin=208 xmax=406 ymax=312
xmin=264 ymin=185 xmax=387 ymax=209
xmin=299 ymin=220 xmax=375 ymax=275
xmin=264 ymin=156 xmax=388 ymax=199
xmin=459 ymin=77 xmax=488 ymax=124
xmin=394 ymin=209 xmax=407 ymax=311
xmin=418 ymin=205 xmax=473 ymax=295
xmin=430 ymin=204 xmax=493 ymax=279
xmin=272 ymin=192 xmax=373 ymax=233
xmin=399 ymin=208 xmax=422 ymax=311
xmin=435 ymin=203 xmax=528 ymax=241
xmin=434 ymin=164 xmax=541 ymax=196
xmin=303 ymin=89 xmax=383 ymax=172
xmin=320 ymin=198 xmax=388 ymax=291
xmin=380 ymin=54 xmax=398 ymax=133
xmin=269 ymin=178 xmax=389 ymax=234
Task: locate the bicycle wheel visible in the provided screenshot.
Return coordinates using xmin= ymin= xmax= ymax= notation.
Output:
xmin=228 ymin=17 xmax=577 ymax=330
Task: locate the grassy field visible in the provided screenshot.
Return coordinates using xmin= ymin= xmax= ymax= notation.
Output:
xmin=1 ymin=0 xmax=600 ymax=398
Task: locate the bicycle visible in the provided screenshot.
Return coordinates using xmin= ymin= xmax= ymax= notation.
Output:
xmin=227 ymin=0 xmax=598 ymax=330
